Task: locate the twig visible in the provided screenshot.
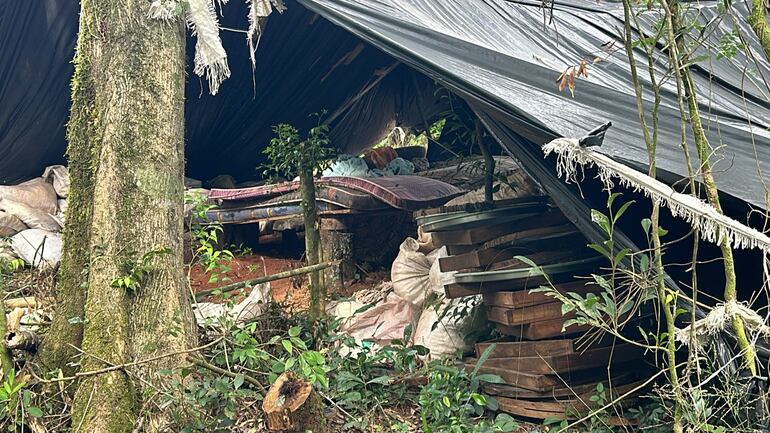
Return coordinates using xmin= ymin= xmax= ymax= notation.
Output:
xmin=187 ymin=356 xmax=264 ymax=391
xmin=34 ymin=337 xmax=223 ymax=384
xmin=195 ymin=261 xmax=337 ymax=299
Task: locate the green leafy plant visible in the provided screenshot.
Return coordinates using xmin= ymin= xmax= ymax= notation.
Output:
xmin=185 ymin=191 xmax=233 ymax=283
xmin=418 ymin=345 xmax=518 ymax=433
xmin=262 ymin=116 xmax=337 ymax=180
xmin=0 ymin=369 xmax=44 ymax=429
xmin=111 ymin=247 xmax=172 ymax=291
xmin=262 ymin=114 xmax=338 ymax=319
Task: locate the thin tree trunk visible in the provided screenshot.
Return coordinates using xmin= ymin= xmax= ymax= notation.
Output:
xmin=666 ymin=0 xmax=757 ymax=376
xmin=747 ymin=0 xmax=770 ymax=63
xmin=69 ymin=1 xmax=195 ymax=432
xmin=0 ymin=286 xmax=13 ymax=379
xmin=301 ymin=166 xmax=324 ymax=319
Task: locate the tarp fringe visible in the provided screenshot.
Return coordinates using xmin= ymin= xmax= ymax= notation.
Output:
xmin=675 ymin=300 xmax=770 ymax=346
xmin=543 ymin=138 xmax=770 ymax=254
xmin=246 ymin=0 xmax=286 ymax=70
xmin=187 ymin=0 xmax=231 ymax=95
xmin=149 ymin=0 xmax=179 ymax=20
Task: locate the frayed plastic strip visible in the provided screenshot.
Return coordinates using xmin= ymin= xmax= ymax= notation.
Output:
xmin=543 ymin=138 xmax=770 ymax=254
xmin=246 ymin=0 xmax=285 ymax=69
xmin=675 ymin=300 xmax=770 ymax=346
xmin=149 ymin=0 xmax=230 ymax=95
xmin=187 ymin=0 xmax=231 ymax=95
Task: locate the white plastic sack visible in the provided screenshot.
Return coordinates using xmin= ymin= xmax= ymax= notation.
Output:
xmin=339 ymin=295 xmax=421 ymax=347
xmin=412 ymin=248 xmax=484 ymax=359
xmin=391 ymin=238 xmax=444 ymax=307
xmin=42 ymin=165 xmax=69 ymax=198
xmin=57 ymin=199 xmax=68 ymax=220
xmin=10 ymin=229 xmax=62 ymax=269
xmin=0 ymin=199 xmax=61 ymax=232
xmin=413 ymin=297 xmax=484 ymax=359
xmin=0 ymin=211 xmax=27 ymax=238
xmin=194 ymin=283 xmax=271 ymax=326
xmin=0 ymin=178 xmax=58 ymax=214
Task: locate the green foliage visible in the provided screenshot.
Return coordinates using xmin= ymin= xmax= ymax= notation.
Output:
xmin=418 ymin=345 xmax=518 ymax=433
xmin=262 ymin=114 xmax=337 ymax=180
xmin=185 ymin=191 xmax=233 ymax=283
xmin=327 ymin=326 xmax=427 ymax=429
xmin=110 ymin=247 xmax=172 ymax=291
xmin=0 ymin=257 xmax=24 ymax=275
xmin=161 ymin=306 xmax=523 ymax=432
xmin=0 ymin=369 xmax=44 ymax=429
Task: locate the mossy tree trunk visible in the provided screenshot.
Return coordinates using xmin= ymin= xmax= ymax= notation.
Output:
xmin=747 ymin=0 xmax=770 ymax=63
xmin=67 ymin=1 xmax=196 ymax=432
xmin=665 ymin=0 xmax=757 ymax=376
xmin=35 ymin=0 xmax=100 ymax=383
xmin=301 ymin=165 xmax=324 ymax=319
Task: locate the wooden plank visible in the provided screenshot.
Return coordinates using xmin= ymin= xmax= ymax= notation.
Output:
xmin=486 ymin=248 xmax=593 ymax=271
xmin=495 ymin=318 xmax=590 ymax=340
xmin=481 ymin=223 xmax=578 ymax=250
xmin=487 ymin=303 xmax=568 ymax=326
xmin=477 ymin=344 xmax=644 ymax=375
xmin=439 ymin=247 xmax=515 ymax=272
xmin=437 ymin=225 xmax=579 ymax=272
xmin=482 ymin=281 xmax=593 ymax=308
xmin=476 ymin=339 xmax=576 ymax=358
xmin=430 ymin=211 xmax=567 ymax=246
xmin=496 ymin=396 xmax=638 ymax=422
xmin=466 ymin=362 xmax=637 ymax=392
xmin=413 ymin=196 xmax=551 ymax=218
xmin=483 ymin=376 xmax=644 ymax=399
xmin=445 ymin=257 xmax=602 ymax=297
xmin=464 ymin=363 xmax=562 ymax=391
xmin=474 ymin=334 xmax=618 ymax=359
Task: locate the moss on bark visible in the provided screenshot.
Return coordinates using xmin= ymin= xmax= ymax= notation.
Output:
xmin=66 ymin=0 xmax=196 ymax=431
xmin=747 ymin=0 xmax=770 ymax=63
xmin=301 ymin=167 xmax=325 ymax=319
xmin=35 ymin=0 xmax=100 ymax=381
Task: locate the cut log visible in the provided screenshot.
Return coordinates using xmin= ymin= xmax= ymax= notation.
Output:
xmin=262 ymin=371 xmax=326 ymax=432
xmin=5 ymin=330 xmax=40 ymax=351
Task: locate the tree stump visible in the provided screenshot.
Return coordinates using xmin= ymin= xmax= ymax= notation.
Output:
xmin=320 ymin=217 xmax=355 ymax=289
xmin=262 ymin=372 xmax=326 ymax=432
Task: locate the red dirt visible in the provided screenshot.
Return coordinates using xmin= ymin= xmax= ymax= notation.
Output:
xmin=188 ymin=254 xmax=310 ymax=311
xmin=188 ymin=253 xmax=391 ymax=311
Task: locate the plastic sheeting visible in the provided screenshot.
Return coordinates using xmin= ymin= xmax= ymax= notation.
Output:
xmin=299 ymin=0 xmax=770 ymax=210
xmin=0 ymin=1 xmax=445 ymax=184
xmin=4 ymin=0 xmax=770 ymax=209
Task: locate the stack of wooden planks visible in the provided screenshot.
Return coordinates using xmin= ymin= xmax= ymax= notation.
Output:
xmin=415 ymin=196 xmax=648 ymax=420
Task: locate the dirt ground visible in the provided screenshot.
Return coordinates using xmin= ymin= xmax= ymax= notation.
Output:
xmin=188 ymin=252 xmax=390 ymax=311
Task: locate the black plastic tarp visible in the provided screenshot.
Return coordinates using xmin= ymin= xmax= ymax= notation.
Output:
xmin=3 ymin=0 xmax=770 ymax=207
xmin=0 ymin=1 xmax=445 ymax=184
xmin=300 ymin=0 xmax=770 ymax=210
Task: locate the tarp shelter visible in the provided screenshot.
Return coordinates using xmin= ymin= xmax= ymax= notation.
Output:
xmin=3 ymin=0 xmax=770 ymax=282
xmin=4 ymin=0 xmax=770 ymax=208
xmin=4 ymin=0 xmax=770 ymax=375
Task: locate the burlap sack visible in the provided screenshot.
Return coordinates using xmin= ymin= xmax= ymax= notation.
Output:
xmin=0 ymin=178 xmax=57 ymax=214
